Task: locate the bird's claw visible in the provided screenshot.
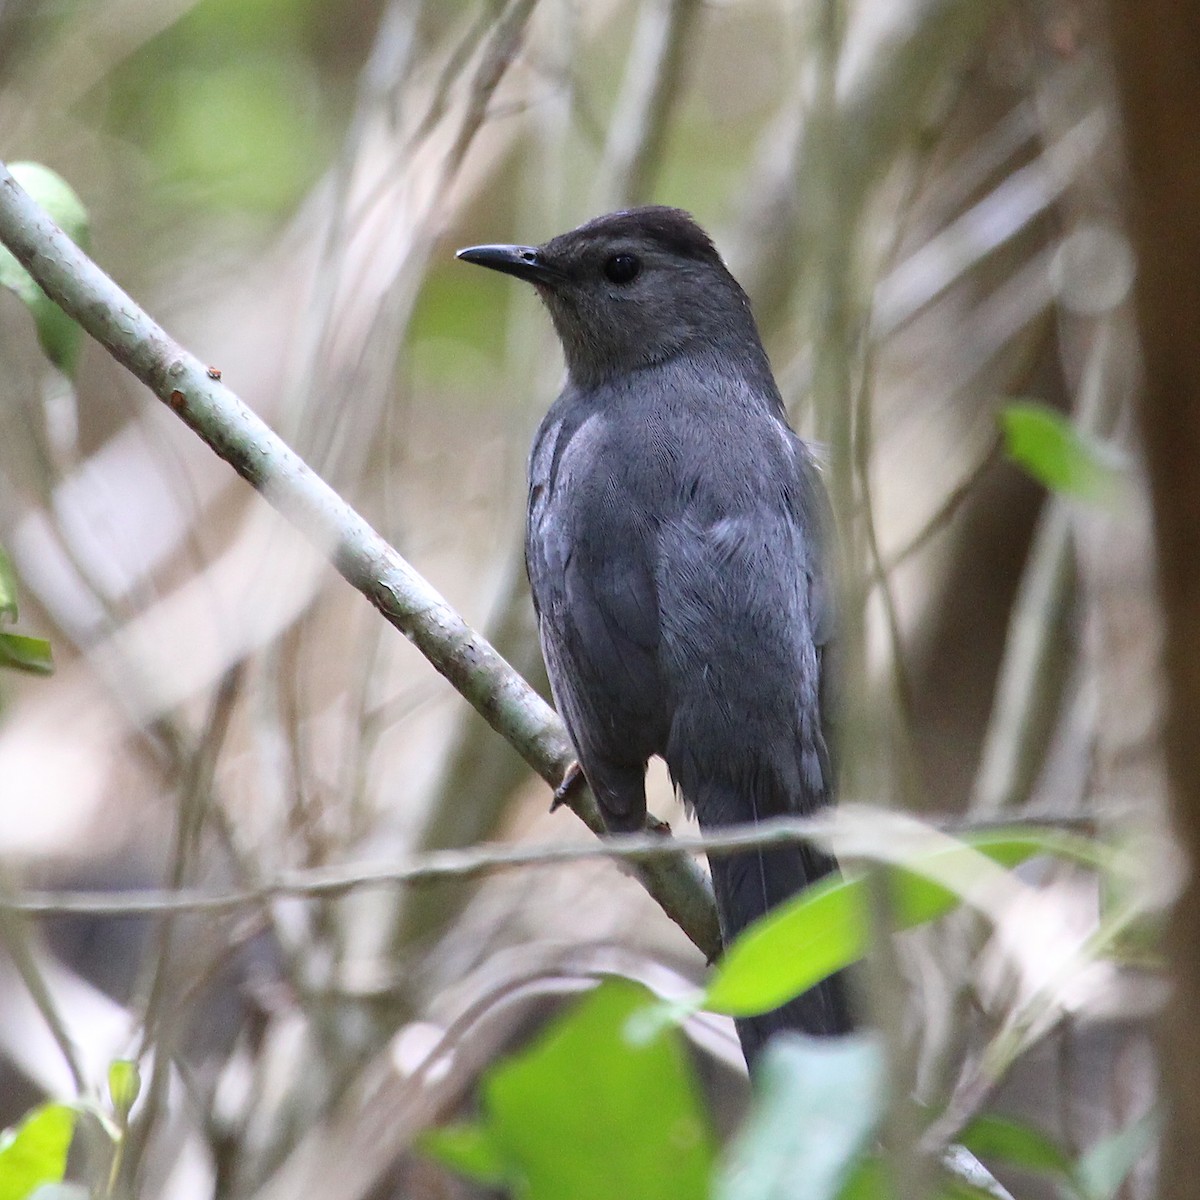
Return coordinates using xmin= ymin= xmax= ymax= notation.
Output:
xmin=647 ymin=815 xmax=672 ymax=836
xmin=550 ymin=760 xmax=585 ymax=812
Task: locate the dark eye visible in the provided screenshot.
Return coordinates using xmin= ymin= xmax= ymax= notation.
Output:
xmin=603 ymin=253 xmax=641 ymax=285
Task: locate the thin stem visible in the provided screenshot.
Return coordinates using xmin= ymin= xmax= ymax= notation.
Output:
xmin=0 ymin=809 xmax=1097 ymax=917
xmin=591 ymin=0 xmax=701 ymax=209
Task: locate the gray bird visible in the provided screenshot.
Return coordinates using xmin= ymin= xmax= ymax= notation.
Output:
xmin=458 ymin=206 xmax=853 ymax=1064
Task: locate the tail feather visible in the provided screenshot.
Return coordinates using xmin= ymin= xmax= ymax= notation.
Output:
xmin=707 ymin=836 xmax=855 ymax=1065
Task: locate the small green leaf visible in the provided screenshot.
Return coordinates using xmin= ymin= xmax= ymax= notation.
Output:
xmin=0 ymin=550 xmax=52 ymax=676
xmin=704 ymin=873 xmax=866 ymax=1015
xmin=1001 ymin=402 xmax=1125 ymax=502
xmin=1074 ymin=1108 xmax=1159 ymax=1200
xmin=107 ymin=1060 xmax=141 ymax=1121
xmin=0 ymin=548 xmax=18 ymax=624
xmin=417 ymin=1123 xmax=508 ymax=1186
xmin=0 ymin=1104 xmax=76 ymax=1200
xmin=0 ymin=632 xmax=54 ymax=676
xmin=704 ymin=830 xmax=1093 ymax=1017
xmin=958 ymin=1114 xmax=1072 ymax=1178
xmin=715 ymin=1034 xmax=885 ymax=1200
xmin=420 ymin=979 xmax=715 ymax=1200
xmin=0 ymin=163 xmax=90 ymax=374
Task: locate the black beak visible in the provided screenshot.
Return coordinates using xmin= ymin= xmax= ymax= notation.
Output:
xmin=456 ymin=243 xmax=560 ymax=285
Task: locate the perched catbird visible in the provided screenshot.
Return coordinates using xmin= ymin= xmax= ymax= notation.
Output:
xmin=458 ymin=206 xmax=853 ymax=1063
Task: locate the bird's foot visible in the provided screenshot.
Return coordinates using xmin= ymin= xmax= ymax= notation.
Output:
xmin=549 ymin=760 xmax=585 ymax=812
xmin=646 ymin=815 xmax=672 ymax=836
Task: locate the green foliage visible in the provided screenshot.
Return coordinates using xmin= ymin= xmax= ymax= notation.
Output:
xmin=0 ymin=548 xmax=19 ymax=625
xmin=958 ymin=1108 xmax=1159 ymax=1200
xmin=0 ymin=633 xmax=55 ymax=676
xmin=836 ymin=1156 xmax=890 ymax=1200
xmin=0 ymin=1105 xmax=76 ymax=1200
xmin=1074 ymin=1108 xmax=1160 ymax=1200
xmin=419 ymin=1122 xmax=508 ymax=1187
xmin=142 ymin=59 xmax=328 ymax=214
xmin=714 ymin=1034 xmax=885 ymax=1200
xmin=182 ymin=0 xmax=321 ymax=42
xmin=333 ymin=822 xmax=1142 ymax=1200
xmin=702 ymin=828 xmax=1098 ymax=1019
xmin=106 ymin=0 xmax=336 ymax=216
xmin=959 ymin=1113 xmax=1073 ymax=1178
xmin=420 ymin=978 xmax=716 ymax=1199
xmin=1000 ymin=402 xmax=1125 ymax=503
xmin=107 ymin=1060 xmax=141 ymax=1124
xmin=0 ymin=547 xmax=52 ymax=677
xmin=97 ymin=1058 xmax=142 ymax=1196
xmin=0 ymin=163 xmax=89 ymax=374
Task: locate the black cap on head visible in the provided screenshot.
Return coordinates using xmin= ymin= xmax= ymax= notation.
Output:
xmin=558 ymin=206 xmax=721 ymax=265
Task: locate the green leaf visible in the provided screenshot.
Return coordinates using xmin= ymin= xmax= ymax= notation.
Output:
xmin=0 ymin=163 xmax=90 ymax=374
xmin=418 ymin=1123 xmax=507 ymax=1186
xmin=703 ymin=872 xmax=867 ymax=1016
xmin=703 ymin=829 xmax=1094 ymax=1017
xmin=421 ymin=979 xmax=715 ymax=1200
xmin=107 ymin=1060 xmax=141 ymax=1121
xmin=1000 ymin=402 xmax=1125 ymax=503
xmin=0 ymin=633 xmax=54 ymax=676
xmin=0 ymin=549 xmax=52 ymax=675
xmin=836 ymin=1155 xmax=889 ymax=1200
xmin=715 ymin=1034 xmax=884 ymax=1200
xmin=0 ymin=548 xmax=18 ymax=624
xmin=958 ymin=1114 xmax=1072 ymax=1179
xmin=1073 ymin=1108 xmax=1159 ymax=1200
xmin=0 ymin=1105 xmax=76 ymax=1200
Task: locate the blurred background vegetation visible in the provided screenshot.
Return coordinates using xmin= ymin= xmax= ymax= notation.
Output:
xmin=0 ymin=0 xmax=1169 ymax=1197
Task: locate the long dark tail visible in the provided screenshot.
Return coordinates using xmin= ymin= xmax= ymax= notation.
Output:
xmin=707 ymin=831 xmax=855 ymax=1065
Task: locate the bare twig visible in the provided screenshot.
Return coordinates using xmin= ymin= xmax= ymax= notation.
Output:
xmin=0 ymin=875 xmax=88 ymax=1092
xmin=400 ymin=1 xmax=500 ymax=159
xmin=443 ymin=0 xmax=540 ymax=179
xmin=279 ymin=0 xmax=422 ymax=455
xmin=972 ymin=322 xmax=1122 ymax=814
xmin=736 ymin=0 xmax=1004 ymax=333
xmin=0 ymin=807 xmax=1097 ymax=914
xmin=919 ymin=891 xmax=1147 ymax=1156
xmin=854 ymin=338 xmax=924 ymax=809
xmin=591 ymin=0 xmax=701 ymax=208
xmin=871 ymin=110 xmax=1109 ymax=337
xmin=125 ymin=666 xmax=246 ymax=1187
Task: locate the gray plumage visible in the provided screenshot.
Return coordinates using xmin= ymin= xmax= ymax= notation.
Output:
xmin=458 ymin=207 xmax=853 ymax=1064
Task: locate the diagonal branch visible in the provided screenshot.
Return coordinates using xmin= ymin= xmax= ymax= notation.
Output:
xmin=0 ymin=160 xmax=722 ymax=961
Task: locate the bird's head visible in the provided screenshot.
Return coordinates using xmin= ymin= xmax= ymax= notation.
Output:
xmin=457 ymin=206 xmax=766 ymax=388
